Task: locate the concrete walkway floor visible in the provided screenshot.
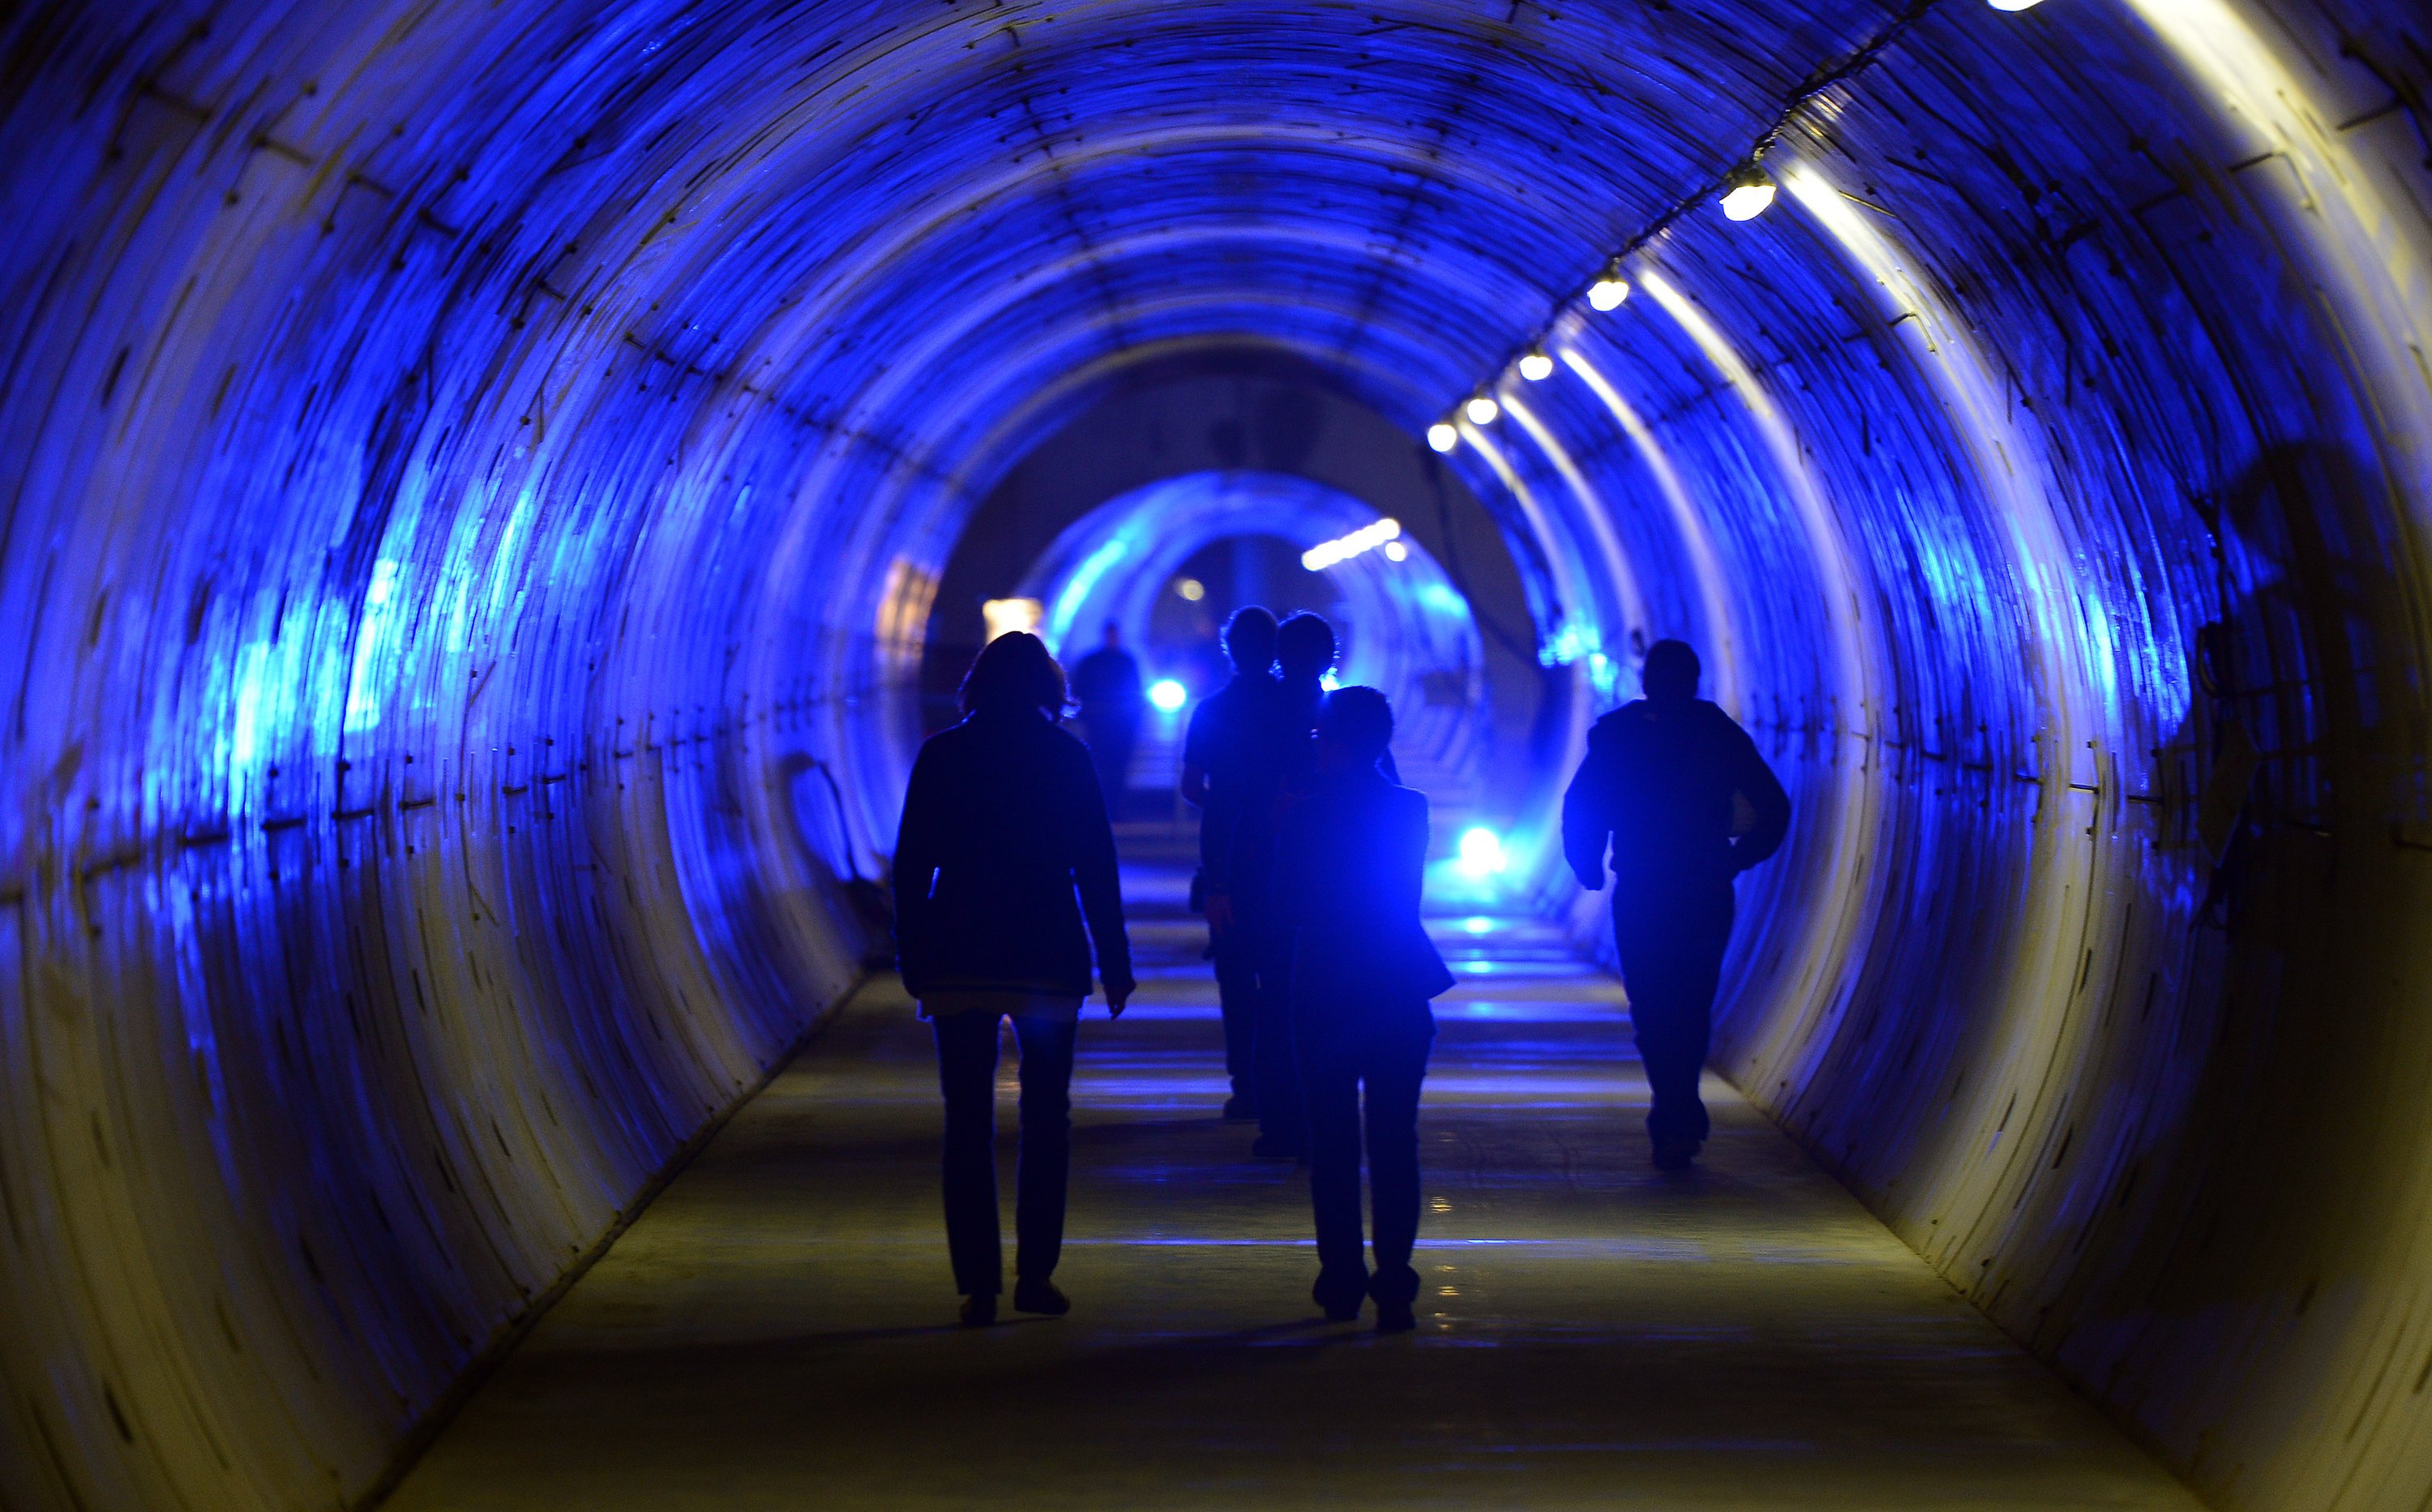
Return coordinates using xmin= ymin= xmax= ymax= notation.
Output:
xmin=386 ymin=857 xmax=2199 ymax=1510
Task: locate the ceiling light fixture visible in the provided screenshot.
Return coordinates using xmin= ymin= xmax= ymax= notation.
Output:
xmin=1441 ymin=3 xmax=1937 ymax=437
xmin=1720 ymin=166 xmax=1777 ymax=221
xmin=1587 ymin=261 xmax=1631 ymax=311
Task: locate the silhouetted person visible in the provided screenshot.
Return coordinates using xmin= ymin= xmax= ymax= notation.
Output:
xmin=1072 ymin=619 xmax=1145 ymax=814
xmin=1561 ymin=640 xmax=1788 ymax=1170
xmin=1273 ymin=611 xmax=1400 ymax=784
xmin=894 ymin=632 xmax=1135 ymax=1326
xmin=1238 ymin=610 xmax=1340 ymax=1158
xmin=1276 ymin=687 xmax=1453 ymax=1332
xmin=1181 ymin=606 xmax=1282 ymax=1121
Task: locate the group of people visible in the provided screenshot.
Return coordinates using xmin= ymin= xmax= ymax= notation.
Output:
xmin=891 ymin=614 xmax=1788 ymax=1332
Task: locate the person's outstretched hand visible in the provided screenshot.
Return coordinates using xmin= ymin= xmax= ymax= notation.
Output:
xmin=1104 ymin=973 xmax=1136 ymax=1019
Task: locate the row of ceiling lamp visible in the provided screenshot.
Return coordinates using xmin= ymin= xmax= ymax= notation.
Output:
xmin=1424 ymin=165 xmax=1777 ymax=455
xmin=1426 ymin=0 xmax=2048 ymax=455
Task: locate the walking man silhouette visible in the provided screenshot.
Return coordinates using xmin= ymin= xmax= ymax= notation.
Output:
xmin=1072 ymin=619 xmax=1145 ymax=813
xmin=1561 ymin=640 xmax=1788 ymax=1169
xmin=1237 ymin=610 xmax=1341 ymax=1158
xmin=1182 ymin=606 xmax=1282 ymax=1121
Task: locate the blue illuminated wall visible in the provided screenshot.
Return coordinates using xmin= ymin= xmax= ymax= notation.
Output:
xmin=0 ymin=3 xmax=2428 ymax=1511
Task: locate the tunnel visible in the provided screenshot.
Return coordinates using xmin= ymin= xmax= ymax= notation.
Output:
xmin=2 ymin=1 xmax=2430 ymax=1509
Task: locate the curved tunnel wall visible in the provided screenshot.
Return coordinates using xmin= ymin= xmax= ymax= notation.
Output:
xmin=2 ymin=4 xmax=2429 ymax=1511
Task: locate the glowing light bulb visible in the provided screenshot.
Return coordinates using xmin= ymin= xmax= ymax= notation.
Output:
xmin=1720 ymin=176 xmax=1776 ymax=221
xmin=1518 ymin=350 xmax=1553 ymax=382
xmin=1465 ymin=395 xmax=1500 ymax=425
xmin=1588 ymin=263 xmax=1631 ymax=311
xmin=1173 ymin=576 xmax=1205 ymax=602
xmin=1985 ymin=0 xmax=2042 ymax=8
xmin=1382 ymin=540 xmax=1409 ymax=562
xmin=1426 ymin=422 xmax=1458 ymax=452
xmin=1148 ymin=679 xmax=1188 ymax=713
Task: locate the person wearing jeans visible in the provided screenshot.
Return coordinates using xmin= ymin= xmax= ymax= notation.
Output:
xmin=894 ymin=632 xmax=1134 ymax=1326
xmin=930 ymin=1009 xmax=1075 ymax=1308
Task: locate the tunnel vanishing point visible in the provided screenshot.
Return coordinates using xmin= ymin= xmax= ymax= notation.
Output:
xmin=3 ymin=2 xmax=2431 ymax=1509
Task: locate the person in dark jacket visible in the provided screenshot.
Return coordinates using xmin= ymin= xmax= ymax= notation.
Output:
xmin=894 ymin=632 xmax=1135 ymax=1326
xmin=1235 ymin=610 xmax=1340 ymax=1159
xmin=1072 ymin=619 xmax=1145 ymax=812
xmin=1276 ymin=686 xmax=1453 ymax=1333
xmin=1561 ymin=639 xmax=1788 ymax=1170
xmin=1180 ymin=606 xmax=1281 ymax=1120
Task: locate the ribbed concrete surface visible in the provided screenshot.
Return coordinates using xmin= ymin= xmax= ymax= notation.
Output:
xmin=384 ymin=859 xmax=2196 ymax=1510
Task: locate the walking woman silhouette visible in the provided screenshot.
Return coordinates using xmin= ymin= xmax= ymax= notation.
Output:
xmin=893 ymin=632 xmax=1136 ymax=1325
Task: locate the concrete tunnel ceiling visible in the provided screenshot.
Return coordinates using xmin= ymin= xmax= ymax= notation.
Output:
xmin=2 ymin=2 xmax=2430 ymax=1510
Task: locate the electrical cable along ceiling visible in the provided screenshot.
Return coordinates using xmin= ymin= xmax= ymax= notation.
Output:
xmin=0 ymin=3 xmax=2428 ymax=1510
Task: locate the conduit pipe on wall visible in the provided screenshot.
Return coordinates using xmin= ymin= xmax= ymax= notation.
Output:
xmin=1 ymin=4 xmax=2430 ymax=1512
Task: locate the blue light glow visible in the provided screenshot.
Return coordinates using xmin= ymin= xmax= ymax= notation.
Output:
xmin=1047 ymin=537 xmax=1130 ymax=652
xmin=1539 ymin=619 xmax=1600 ymax=669
xmin=1015 ymin=470 xmax=1488 ymax=799
xmin=1147 ymin=679 xmax=1187 ymax=712
xmin=1457 ymin=827 xmax=1508 ymax=880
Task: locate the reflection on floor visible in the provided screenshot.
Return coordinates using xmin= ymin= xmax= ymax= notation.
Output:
xmin=385 ymin=838 xmax=2199 ymax=1510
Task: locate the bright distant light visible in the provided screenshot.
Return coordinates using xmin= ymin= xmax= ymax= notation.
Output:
xmin=1147 ymin=679 xmax=1188 ymax=713
xmin=1461 ymin=915 xmax=1496 ymax=935
xmin=1721 ymin=180 xmax=1777 ymax=221
xmin=1518 ymin=350 xmax=1554 ymax=382
xmin=982 ymin=597 xmax=1042 ymax=640
xmin=1173 ymin=576 xmax=1205 ymax=602
xmin=1588 ymin=275 xmax=1630 ymax=311
xmin=1302 ymin=516 xmax=1402 ymax=572
xmin=1426 ymin=422 xmax=1458 ymax=452
xmin=1464 ymin=395 xmax=1500 ymax=425
xmin=1320 ymin=673 xmax=1341 ymax=692
xmin=1456 ymin=827 xmax=1507 ymax=880
xmin=1382 ymin=540 xmax=1409 ymax=563
xmin=1986 ymin=0 xmax=2042 ymax=9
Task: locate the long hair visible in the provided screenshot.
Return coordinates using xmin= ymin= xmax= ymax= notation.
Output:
xmin=961 ymin=631 xmax=1068 ymax=717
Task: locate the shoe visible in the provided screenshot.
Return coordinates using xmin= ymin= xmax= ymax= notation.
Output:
xmin=1651 ymin=1138 xmax=1700 ymax=1171
xmin=959 ymin=1293 xmax=997 ymax=1326
xmin=1222 ymin=1094 xmax=1259 ymax=1122
xmin=1313 ymin=1275 xmax=1364 ymax=1322
xmin=1375 ymin=1298 xmax=1417 ymax=1334
xmin=1250 ymin=1134 xmax=1304 ymax=1159
xmin=1013 ymin=1278 xmax=1070 ymax=1316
